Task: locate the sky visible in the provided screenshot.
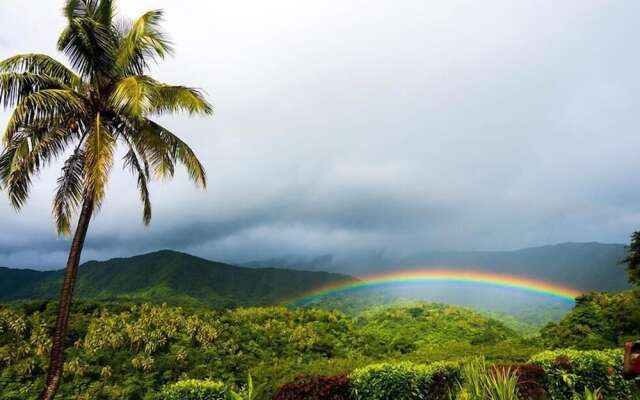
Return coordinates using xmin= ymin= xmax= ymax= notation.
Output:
xmin=1 ymin=0 xmax=639 ymax=270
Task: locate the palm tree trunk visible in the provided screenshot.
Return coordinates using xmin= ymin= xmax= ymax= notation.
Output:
xmin=40 ymin=196 xmax=94 ymax=400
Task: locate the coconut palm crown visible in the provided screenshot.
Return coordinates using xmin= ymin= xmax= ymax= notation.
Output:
xmin=0 ymin=1 xmax=212 ymax=399
xmin=0 ymin=0 xmax=211 ymax=233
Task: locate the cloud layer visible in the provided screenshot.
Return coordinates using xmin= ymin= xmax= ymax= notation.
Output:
xmin=1 ymin=0 xmax=639 ymax=269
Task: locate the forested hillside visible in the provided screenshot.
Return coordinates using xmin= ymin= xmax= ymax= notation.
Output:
xmin=0 ymin=251 xmax=355 ymax=307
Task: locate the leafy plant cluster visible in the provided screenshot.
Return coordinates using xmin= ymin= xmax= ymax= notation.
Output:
xmin=529 ymin=349 xmax=640 ymax=399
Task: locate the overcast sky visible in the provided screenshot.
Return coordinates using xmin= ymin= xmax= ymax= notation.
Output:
xmin=1 ymin=0 xmax=639 ymax=269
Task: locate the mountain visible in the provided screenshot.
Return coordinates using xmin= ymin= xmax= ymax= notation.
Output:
xmin=0 ymin=250 xmax=356 ymax=307
xmin=246 ymin=242 xmax=630 ymax=293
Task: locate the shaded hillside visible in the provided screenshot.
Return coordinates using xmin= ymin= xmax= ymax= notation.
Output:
xmin=0 ymin=250 xmax=356 ymax=307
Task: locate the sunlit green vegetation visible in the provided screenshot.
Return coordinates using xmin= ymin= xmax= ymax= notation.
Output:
xmin=541 ymin=289 xmax=640 ymax=349
xmin=2 ymin=291 xmax=640 ymax=399
xmin=0 ymin=301 xmax=544 ymax=399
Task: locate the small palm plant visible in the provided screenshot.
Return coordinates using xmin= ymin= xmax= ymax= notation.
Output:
xmin=0 ymin=1 xmax=212 ymax=399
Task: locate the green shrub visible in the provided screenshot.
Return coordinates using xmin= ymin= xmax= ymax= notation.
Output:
xmin=351 ymin=361 xmax=460 ymax=400
xmin=159 ymin=379 xmax=227 ymax=400
xmin=529 ymin=349 xmax=639 ymax=400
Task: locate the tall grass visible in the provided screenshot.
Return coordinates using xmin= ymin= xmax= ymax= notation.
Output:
xmin=456 ymin=358 xmax=518 ymax=400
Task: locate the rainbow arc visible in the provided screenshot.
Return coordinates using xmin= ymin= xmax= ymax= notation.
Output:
xmin=289 ymin=269 xmax=581 ymax=306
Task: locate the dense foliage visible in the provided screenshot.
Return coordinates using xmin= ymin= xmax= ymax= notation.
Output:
xmin=541 ymin=290 xmax=640 ymax=349
xmin=529 ymin=349 xmax=640 ymax=399
xmin=0 ymin=300 xmax=540 ymax=399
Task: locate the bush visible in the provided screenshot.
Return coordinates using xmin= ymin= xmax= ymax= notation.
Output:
xmin=272 ymin=374 xmax=353 ymax=400
xmin=351 ymin=361 xmax=460 ymax=400
xmin=529 ymin=349 xmax=639 ymax=400
xmin=492 ymin=364 xmax=545 ymax=400
xmin=159 ymin=379 xmax=227 ymax=400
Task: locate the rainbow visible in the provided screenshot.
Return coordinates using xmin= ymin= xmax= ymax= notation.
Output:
xmin=289 ymin=269 xmax=581 ymax=306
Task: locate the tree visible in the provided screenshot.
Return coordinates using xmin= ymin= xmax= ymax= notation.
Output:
xmin=622 ymin=231 xmax=640 ymax=286
xmin=0 ymin=1 xmax=212 ymax=399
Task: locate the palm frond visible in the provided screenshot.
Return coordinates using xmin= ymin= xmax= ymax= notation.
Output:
xmin=116 ymin=10 xmax=173 ymax=75
xmin=53 ymin=148 xmax=85 ymax=235
xmin=3 ymin=89 xmax=85 ymax=144
xmin=0 ymin=73 xmax=69 ymax=108
xmin=0 ymin=54 xmax=82 ymax=88
xmin=94 ymin=0 xmax=115 ymax=26
xmin=154 ymin=85 xmax=213 ymax=115
xmin=108 ymin=75 xmax=212 ymax=117
xmin=108 ymin=75 xmax=158 ymax=117
xmin=83 ymin=112 xmax=115 ymax=208
xmin=122 ymin=144 xmax=152 ymax=224
xmin=0 ymin=126 xmax=78 ymax=208
xmin=143 ymin=120 xmax=207 ymax=188
xmin=57 ymin=17 xmax=117 ymax=80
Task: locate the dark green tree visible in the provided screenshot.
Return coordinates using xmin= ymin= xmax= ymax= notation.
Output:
xmin=0 ymin=1 xmax=212 ymax=398
xmin=622 ymin=231 xmax=640 ymax=286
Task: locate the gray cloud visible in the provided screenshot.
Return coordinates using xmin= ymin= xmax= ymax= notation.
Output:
xmin=1 ymin=0 xmax=640 ymax=270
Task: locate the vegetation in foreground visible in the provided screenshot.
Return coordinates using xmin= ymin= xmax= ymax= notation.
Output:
xmin=0 ymin=301 xmax=538 ymax=399
xmin=2 ymin=294 xmax=639 ymax=399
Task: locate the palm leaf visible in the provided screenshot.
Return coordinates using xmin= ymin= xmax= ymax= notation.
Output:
xmin=0 ymin=54 xmax=82 ymax=88
xmin=57 ymin=16 xmax=117 ymax=80
xmin=122 ymin=142 xmax=152 ymax=224
xmin=3 ymin=89 xmax=85 ymax=144
xmin=116 ymin=10 xmax=173 ymax=75
xmin=0 ymin=126 xmax=78 ymax=208
xmin=141 ymin=120 xmax=207 ymax=188
xmin=0 ymin=72 xmax=69 ymax=108
xmin=54 ymin=148 xmax=86 ymax=235
xmin=83 ymin=112 xmax=116 ymax=208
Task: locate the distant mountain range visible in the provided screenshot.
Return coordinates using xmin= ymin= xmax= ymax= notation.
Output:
xmin=245 ymin=242 xmax=631 ymax=293
xmin=0 ymin=242 xmax=630 ymax=308
xmin=0 ymin=250 xmax=356 ymax=307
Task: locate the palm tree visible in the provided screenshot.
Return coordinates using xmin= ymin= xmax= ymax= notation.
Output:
xmin=0 ymin=1 xmax=212 ymax=398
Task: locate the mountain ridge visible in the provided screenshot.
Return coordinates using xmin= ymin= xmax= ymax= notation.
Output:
xmin=0 ymin=250 xmax=356 ymax=307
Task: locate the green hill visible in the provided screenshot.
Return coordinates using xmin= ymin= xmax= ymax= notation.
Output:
xmin=0 ymin=250 xmax=356 ymax=307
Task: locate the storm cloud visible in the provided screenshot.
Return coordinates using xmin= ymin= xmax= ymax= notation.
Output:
xmin=1 ymin=0 xmax=639 ymax=269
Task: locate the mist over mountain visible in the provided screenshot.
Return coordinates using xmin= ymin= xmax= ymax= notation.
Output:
xmin=0 ymin=242 xmax=629 ymax=316
xmin=246 ymin=242 xmax=629 ymax=293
